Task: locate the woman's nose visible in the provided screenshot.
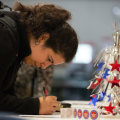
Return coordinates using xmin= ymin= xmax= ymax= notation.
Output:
xmin=41 ymin=62 xmax=52 ymax=69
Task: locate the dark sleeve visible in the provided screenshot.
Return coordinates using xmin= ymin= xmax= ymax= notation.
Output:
xmin=0 ymin=93 xmax=40 ymax=115
xmin=0 ymin=22 xmax=40 ymax=115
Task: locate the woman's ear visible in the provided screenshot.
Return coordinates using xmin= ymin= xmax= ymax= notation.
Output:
xmin=30 ymin=33 xmax=50 ymax=46
xmin=39 ymin=33 xmax=50 ymax=41
xmin=38 ymin=33 xmax=50 ymax=45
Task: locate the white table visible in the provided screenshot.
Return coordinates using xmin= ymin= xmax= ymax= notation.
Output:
xmin=14 ymin=100 xmax=120 ymax=120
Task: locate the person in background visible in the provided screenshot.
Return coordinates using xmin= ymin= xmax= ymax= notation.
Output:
xmin=0 ymin=1 xmax=78 ymax=115
xmin=15 ymin=64 xmax=54 ymax=98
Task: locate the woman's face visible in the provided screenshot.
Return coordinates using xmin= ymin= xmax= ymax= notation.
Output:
xmin=24 ymin=39 xmax=65 ymax=69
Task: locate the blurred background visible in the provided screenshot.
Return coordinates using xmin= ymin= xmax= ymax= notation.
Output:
xmin=1 ymin=0 xmax=120 ymax=101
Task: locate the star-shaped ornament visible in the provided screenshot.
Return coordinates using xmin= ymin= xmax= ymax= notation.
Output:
xmin=102 ymin=68 xmax=110 ymax=79
xmin=108 ymin=77 xmax=120 ymax=88
xmin=110 ymin=60 xmax=120 ymax=71
xmin=111 ymin=83 xmax=120 ymax=88
xmin=97 ymin=92 xmax=106 ymax=101
xmin=97 ymin=62 xmax=104 ymax=71
xmin=104 ymin=103 xmax=115 ymax=114
xmin=89 ymin=78 xmax=103 ymax=89
xmin=89 ymin=95 xmax=98 ymax=106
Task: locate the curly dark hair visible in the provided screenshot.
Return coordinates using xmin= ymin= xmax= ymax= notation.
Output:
xmin=13 ymin=1 xmax=78 ymax=62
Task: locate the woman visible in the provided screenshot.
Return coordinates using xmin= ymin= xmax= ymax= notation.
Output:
xmin=0 ymin=1 xmax=78 ymax=115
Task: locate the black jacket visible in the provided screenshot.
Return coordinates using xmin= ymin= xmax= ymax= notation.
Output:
xmin=0 ymin=11 xmax=40 ymax=115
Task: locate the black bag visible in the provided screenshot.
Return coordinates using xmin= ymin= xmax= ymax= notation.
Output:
xmin=0 ymin=14 xmax=18 ymax=41
xmin=0 ymin=1 xmax=17 ymax=41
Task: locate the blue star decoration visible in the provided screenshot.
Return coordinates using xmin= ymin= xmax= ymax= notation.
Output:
xmin=97 ymin=92 xmax=106 ymax=101
xmin=102 ymin=68 xmax=110 ymax=79
xmin=97 ymin=62 xmax=104 ymax=71
xmin=89 ymin=92 xmax=107 ymax=106
xmin=89 ymin=95 xmax=98 ymax=106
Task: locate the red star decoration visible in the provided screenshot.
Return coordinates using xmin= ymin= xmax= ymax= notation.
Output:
xmin=110 ymin=60 xmax=120 ymax=71
xmin=111 ymin=83 xmax=120 ymax=88
xmin=104 ymin=103 xmax=115 ymax=114
xmin=90 ymin=78 xmax=103 ymax=89
xmin=108 ymin=77 xmax=120 ymax=88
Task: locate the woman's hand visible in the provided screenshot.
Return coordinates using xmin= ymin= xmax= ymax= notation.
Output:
xmin=39 ymin=96 xmax=59 ymax=115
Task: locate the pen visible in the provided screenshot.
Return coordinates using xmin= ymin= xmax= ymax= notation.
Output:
xmin=43 ymin=86 xmax=48 ymax=96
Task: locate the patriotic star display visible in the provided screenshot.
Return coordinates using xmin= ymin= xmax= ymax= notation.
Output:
xmin=88 ymin=26 xmax=120 ymax=115
xmin=89 ymin=95 xmax=98 ymax=106
xmin=102 ymin=68 xmax=110 ymax=79
xmin=110 ymin=60 xmax=120 ymax=71
xmin=108 ymin=77 xmax=120 ymax=88
xmin=104 ymin=103 xmax=115 ymax=114
xmin=89 ymin=78 xmax=103 ymax=89
xmin=97 ymin=62 xmax=104 ymax=71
